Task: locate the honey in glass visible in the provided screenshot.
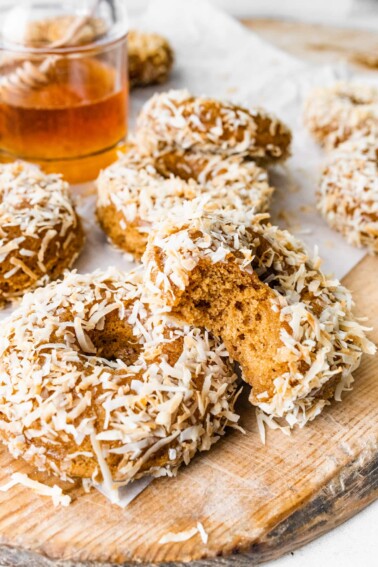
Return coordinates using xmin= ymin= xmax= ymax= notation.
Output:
xmin=0 ymin=1 xmax=129 ymax=184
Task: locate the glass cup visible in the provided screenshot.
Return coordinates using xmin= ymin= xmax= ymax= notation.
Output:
xmin=0 ymin=0 xmax=129 ymax=184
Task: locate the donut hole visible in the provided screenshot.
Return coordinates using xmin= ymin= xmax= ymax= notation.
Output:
xmin=90 ymin=327 xmax=140 ymax=363
xmin=171 ymin=258 xmax=288 ymax=399
xmin=154 ymin=151 xmax=218 ymax=186
xmin=88 ymin=310 xmax=142 ymax=364
xmin=155 ymin=152 xmax=200 ymax=182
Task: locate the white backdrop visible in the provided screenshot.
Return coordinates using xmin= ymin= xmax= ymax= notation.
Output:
xmin=125 ymin=0 xmax=378 ymax=27
xmin=0 ymin=0 xmax=377 ymax=28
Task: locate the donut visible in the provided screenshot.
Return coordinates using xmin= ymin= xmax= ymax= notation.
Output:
xmin=96 ymin=146 xmax=274 ymax=259
xmin=318 ymin=130 xmax=378 ymax=252
xmin=0 ymin=268 xmax=239 ymax=491
xmin=304 ymin=82 xmax=378 ymax=149
xmin=142 ymin=208 xmax=375 ymax=429
xmin=128 ymin=30 xmax=174 ymax=88
xmin=0 ymin=162 xmax=84 ymax=307
xmin=136 ymin=89 xmax=292 ymax=164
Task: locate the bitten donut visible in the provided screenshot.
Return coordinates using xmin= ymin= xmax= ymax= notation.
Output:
xmin=0 ymin=162 xmax=84 ymax=307
xmin=304 ymin=82 xmax=378 ymax=149
xmin=128 ymin=30 xmax=174 ymax=88
xmin=0 ymin=268 xmax=239 ymax=493
xmin=318 ymin=131 xmax=378 ymax=252
xmin=96 ymin=146 xmax=274 ymax=258
xmin=143 ymin=208 xmax=375 ymax=429
xmin=136 ymin=89 xmax=292 ymax=164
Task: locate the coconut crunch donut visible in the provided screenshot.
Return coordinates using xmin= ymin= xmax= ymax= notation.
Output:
xmin=0 ymin=162 xmax=84 ymax=307
xmin=96 ymin=147 xmax=274 ymax=259
xmin=318 ymin=131 xmax=378 ymax=252
xmin=0 ymin=268 xmax=239 ymax=491
xmin=304 ymin=82 xmax=378 ymax=149
xmin=136 ymin=89 xmax=292 ymax=164
xmin=128 ymin=30 xmax=174 ymax=88
xmin=142 ymin=210 xmax=375 ymax=428
xmin=154 ymin=149 xmax=272 ymax=196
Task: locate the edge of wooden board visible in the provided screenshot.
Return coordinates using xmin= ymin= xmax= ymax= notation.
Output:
xmin=0 ymin=441 xmax=376 ymax=567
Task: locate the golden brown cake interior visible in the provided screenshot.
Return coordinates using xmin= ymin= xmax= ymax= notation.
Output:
xmin=161 ymin=255 xmax=288 ymax=401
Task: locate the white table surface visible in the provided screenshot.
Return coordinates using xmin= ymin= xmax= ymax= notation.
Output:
xmin=272 ymin=502 xmax=378 ymax=566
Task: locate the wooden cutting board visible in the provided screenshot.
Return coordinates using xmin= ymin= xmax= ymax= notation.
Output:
xmin=0 ymin=253 xmax=377 ymax=567
xmin=244 ymin=18 xmax=378 ymax=71
xmin=0 ymin=19 xmax=377 ymax=567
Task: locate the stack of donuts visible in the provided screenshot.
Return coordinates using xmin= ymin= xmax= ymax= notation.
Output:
xmin=0 ymin=90 xmax=375 ymax=504
xmin=304 ymin=82 xmax=378 ymax=253
xmin=96 ymin=89 xmax=292 ymax=258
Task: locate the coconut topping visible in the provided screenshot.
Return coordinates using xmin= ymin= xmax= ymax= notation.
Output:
xmin=0 ymin=162 xmax=83 ymax=306
xmin=0 ymin=268 xmax=240 ymax=497
xmin=318 ymin=130 xmax=378 ymax=252
xmin=142 ymin=205 xmax=375 ymax=428
xmin=136 ymin=89 xmax=292 ymax=164
xmin=96 ymin=147 xmax=274 ymax=256
xmin=304 ymin=82 xmax=378 ymax=149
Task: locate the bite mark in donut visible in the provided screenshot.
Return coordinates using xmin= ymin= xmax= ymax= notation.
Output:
xmin=143 ymin=210 xmax=375 ymax=429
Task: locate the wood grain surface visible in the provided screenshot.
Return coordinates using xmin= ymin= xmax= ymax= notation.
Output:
xmin=244 ymin=18 xmax=378 ymax=70
xmin=0 ymin=18 xmax=377 ymax=567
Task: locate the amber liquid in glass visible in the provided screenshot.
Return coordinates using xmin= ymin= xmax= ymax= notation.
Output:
xmin=0 ymin=57 xmax=128 ymax=183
